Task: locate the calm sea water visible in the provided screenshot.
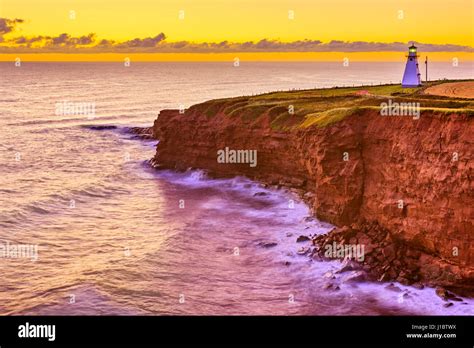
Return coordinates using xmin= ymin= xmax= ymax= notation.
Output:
xmin=0 ymin=62 xmax=473 ymax=315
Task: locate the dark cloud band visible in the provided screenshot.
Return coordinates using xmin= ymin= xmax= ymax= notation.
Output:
xmin=0 ymin=17 xmax=472 ymax=53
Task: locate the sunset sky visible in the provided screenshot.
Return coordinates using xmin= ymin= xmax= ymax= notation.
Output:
xmin=0 ymin=0 xmax=472 ymax=61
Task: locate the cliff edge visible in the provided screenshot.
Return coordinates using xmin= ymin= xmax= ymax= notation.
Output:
xmin=151 ymin=81 xmax=474 ymax=295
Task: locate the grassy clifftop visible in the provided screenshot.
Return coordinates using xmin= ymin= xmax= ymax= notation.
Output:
xmin=189 ymin=79 xmax=474 ymax=130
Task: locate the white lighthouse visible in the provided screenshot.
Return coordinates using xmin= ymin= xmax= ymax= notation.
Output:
xmin=402 ymin=44 xmax=421 ymax=88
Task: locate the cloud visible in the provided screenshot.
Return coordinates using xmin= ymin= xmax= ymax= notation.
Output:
xmin=0 ymin=18 xmax=24 ymax=36
xmin=6 ymin=32 xmax=96 ymax=48
xmin=119 ymin=33 xmax=166 ymax=47
xmin=0 ymin=17 xmax=472 ymax=53
xmin=49 ymin=33 xmax=96 ymax=46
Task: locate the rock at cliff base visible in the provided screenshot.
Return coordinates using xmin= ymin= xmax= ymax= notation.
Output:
xmin=336 ymin=259 xmax=358 ymax=274
xmin=345 ymin=271 xmax=367 ymax=282
xmin=435 ymin=287 xmax=462 ymax=301
xmin=385 ymin=283 xmax=403 ymax=292
xmin=296 ymin=235 xmax=311 ymax=243
xmin=258 ymin=241 xmax=278 ymax=248
xmin=297 ymin=247 xmax=310 ymax=255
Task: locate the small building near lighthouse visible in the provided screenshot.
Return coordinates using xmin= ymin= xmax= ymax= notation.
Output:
xmin=402 ymin=44 xmax=422 ymax=88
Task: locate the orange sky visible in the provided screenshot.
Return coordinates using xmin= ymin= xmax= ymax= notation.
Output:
xmin=0 ymin=0 xmax=472 ymax=61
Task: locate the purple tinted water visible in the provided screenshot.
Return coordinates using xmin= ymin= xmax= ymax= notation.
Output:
xmin=0 ymin=62 xmax=472 ymax=315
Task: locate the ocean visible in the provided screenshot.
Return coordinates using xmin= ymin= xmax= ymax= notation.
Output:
xmin=0 ymin=61 xmax=473 ymax=315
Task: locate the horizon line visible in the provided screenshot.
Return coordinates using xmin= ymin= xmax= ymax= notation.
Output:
xmin=1 ymin=52 xmax=473 ymax=62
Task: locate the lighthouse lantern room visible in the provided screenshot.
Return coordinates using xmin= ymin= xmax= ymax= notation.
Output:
xmin=402 ymin=44 xmax=422 ymax=88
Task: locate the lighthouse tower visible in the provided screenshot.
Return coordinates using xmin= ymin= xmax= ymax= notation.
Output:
xmin=402 ymin=44 xmax=421 ymax=87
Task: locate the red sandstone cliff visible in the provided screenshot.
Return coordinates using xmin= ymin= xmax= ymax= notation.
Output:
xmin=151 ymin=96 xmax=474 ymax=295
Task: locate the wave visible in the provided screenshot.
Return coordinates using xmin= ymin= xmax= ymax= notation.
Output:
xmin=0 ymin=98 xmax=21 ymax=102
xmin=27 ymin=205 xmax=51 ymax=215
xmin=6 ymin=114 xmax=147 ymax=127
xmin=81 ymin=125 xmax=118 ymax=131
xmin=0 ymin=179 xmax=131 ymax=226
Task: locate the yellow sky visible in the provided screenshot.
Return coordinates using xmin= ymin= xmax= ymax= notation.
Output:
xmin=0 ymin=0 xmax=472 ymax=61
xmin=2 ymin=0 xmax=473 ymax=44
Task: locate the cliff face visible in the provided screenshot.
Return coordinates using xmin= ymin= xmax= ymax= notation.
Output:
xmin=152 ymin=99 xmax=474 ymax=294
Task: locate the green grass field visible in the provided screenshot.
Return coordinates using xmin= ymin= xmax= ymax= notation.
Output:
xmin=190 ymin=79 xmax=474 ymax=130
